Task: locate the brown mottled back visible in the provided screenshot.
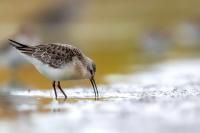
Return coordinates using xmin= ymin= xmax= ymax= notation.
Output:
xmin=12 ymin=42 xmax=85 ymax=68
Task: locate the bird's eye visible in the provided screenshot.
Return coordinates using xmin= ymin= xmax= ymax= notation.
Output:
xmin=87 ymin=66 xmax=93 ymax=75
xmin=90 ymin=70 xmax=93 ymax=75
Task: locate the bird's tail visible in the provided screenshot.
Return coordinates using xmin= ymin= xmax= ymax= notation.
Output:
xmin=8 ymin=39 xmax=35 ymax=54
xmin=9 ymin=39 xmax=29 ymax=49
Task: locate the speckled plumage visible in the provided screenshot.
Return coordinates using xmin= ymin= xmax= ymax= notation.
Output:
xmin=11 ymin=42 xmax=85 ymax=68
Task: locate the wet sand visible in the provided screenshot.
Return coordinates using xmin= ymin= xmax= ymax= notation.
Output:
xmin=0 ymin=59 xmax=200 ymax=133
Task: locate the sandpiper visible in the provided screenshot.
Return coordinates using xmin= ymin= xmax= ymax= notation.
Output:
xmin=9 ymin=39 xmax=98 ymax=100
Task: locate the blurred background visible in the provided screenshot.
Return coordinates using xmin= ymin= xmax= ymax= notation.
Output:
xmin=0 ymin=1 xmax=200 ymax=133
xmin=0 ymin=0 xmax=200 ymax=88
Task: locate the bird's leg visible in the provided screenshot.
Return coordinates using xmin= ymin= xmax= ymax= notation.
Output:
xmin=57 ymin=81 xmax=67 ymax=100
xmin=52 ymin=81 xmax=57 ymax=100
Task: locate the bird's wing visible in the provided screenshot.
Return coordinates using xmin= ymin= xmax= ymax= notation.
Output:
xmin=32 ymin=43 xmax=84 ymax=68
xmin=9 ymin=40 xmax=84 ymax=68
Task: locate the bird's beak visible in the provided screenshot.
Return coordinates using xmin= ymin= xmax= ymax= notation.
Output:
xmin=90 ymin=76 xmax=99 ymax=100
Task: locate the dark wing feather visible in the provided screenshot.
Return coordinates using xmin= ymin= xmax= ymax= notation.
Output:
xmin=9 ymin=39 xmax=36 ymax=55
xmin=32 ymin=43 xmax=84 ymax=68
xmin=9 ymin=39 xmax=84 ymax=68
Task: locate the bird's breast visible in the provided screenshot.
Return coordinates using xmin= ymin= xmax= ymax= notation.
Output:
xmin=33 ymin=57 xmax=90 ymax=81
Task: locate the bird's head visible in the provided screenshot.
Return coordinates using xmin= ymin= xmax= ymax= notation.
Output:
xmin=87 ymin=61 xmax=96 ymax=78
xmin=85 ymin=57 xmax=96 ymax=78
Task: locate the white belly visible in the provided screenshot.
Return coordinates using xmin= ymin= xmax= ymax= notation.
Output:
xmin=35 ymin=63 xmax=76 ymax=81
xmin=22 ymin=54 xmax=91 ymax=81
xmin=24 ymin=55 xmax=90 ymax=81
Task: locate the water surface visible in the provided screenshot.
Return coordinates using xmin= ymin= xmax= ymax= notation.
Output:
xmin=1 ymin=59 xmax=200 ymax=133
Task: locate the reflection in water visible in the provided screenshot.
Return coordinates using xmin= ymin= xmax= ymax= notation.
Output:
xmin=0 ymin=91 xmax=16 ymax=118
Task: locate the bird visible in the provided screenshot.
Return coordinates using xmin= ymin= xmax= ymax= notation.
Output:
xmin=8 ymin=39 xmax=99 ymax=100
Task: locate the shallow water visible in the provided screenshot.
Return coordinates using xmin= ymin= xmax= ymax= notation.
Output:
xmin=0 ymin=59 xmax=200 ymax=133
